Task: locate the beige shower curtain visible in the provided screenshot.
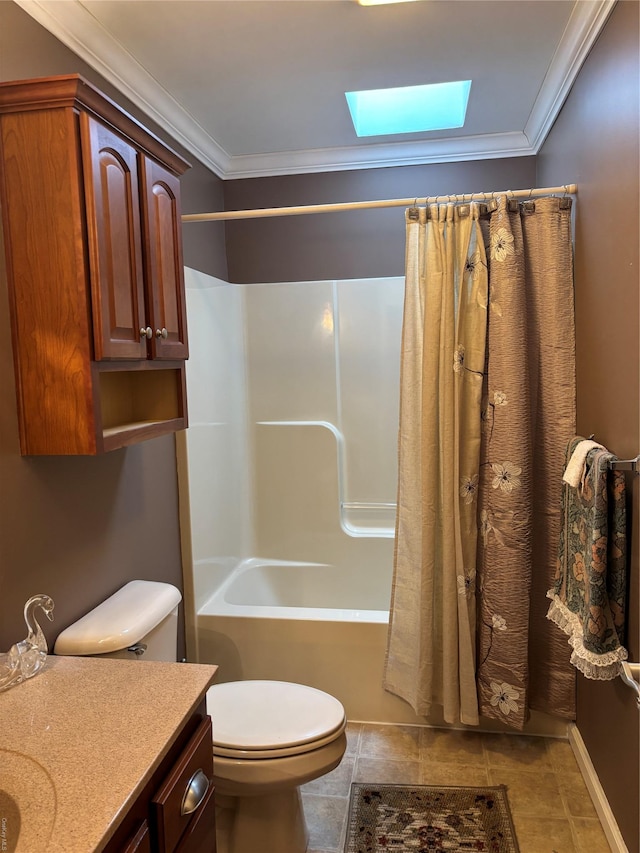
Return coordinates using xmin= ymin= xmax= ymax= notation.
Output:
xmin=384 ymin=195 xmax=576 ymax=729
xmin=383 ymin=202 xmax=488 ymax=726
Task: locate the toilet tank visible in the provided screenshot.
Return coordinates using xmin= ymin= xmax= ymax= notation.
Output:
xmin=54 ymin=581 xmax=182 ymax=662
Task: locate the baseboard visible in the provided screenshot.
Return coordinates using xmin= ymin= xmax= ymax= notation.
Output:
xmin=568 ymin=723 xmax=629 ymax=853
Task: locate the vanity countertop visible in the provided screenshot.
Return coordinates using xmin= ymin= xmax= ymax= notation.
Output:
xmin=0 ymin=655 xmax=218 ymax=852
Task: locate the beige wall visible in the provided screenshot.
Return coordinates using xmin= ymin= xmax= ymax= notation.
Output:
xmin=0 ymin=2 xmax=226 ymax=655
xmin=224 ymin=157 xmax=537 ymax=282
xmin=538 ymin=2 xmax=639 ymax=849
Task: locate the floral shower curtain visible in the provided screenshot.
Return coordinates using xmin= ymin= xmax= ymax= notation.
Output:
xmin=383 ymin=202 xmax=488 ymax=726
xmin=476 ymin=195 xmax=576 ymax=728
xmin=384 ymin=195 xmax=576 ymax=729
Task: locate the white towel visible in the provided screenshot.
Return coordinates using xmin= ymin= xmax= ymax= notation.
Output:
xmin=562 ymin=438 xmax=604 ymax=488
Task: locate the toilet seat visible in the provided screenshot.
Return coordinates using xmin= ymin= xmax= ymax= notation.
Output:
xmin=206 ymin=680 xmax=347 ymax=759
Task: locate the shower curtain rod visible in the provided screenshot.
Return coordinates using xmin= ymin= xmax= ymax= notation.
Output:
xmin=181 ymin=183 xmax=577 ymax=223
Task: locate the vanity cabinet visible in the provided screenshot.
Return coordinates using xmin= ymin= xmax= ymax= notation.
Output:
xmin=0 ymin=657 xmax=218 ymax=852
xmin=0 ymin=74 xmax=190 ymax=455
xmin=110 ymin=713 xmax=217 ymax=853
xmin=151 ymin=714 xmax=217 ymax=852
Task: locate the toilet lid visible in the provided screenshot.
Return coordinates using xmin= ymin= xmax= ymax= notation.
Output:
xmin=206 ymin=680 xmax=346 ymax=756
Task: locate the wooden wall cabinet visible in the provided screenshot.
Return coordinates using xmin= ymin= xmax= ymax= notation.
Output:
xmin=0 ymin=74 xmax=191 ymax=455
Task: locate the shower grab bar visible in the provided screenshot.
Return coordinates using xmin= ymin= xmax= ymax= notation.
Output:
xmin=608 ymin=454 xmax=640 ymax=472
xmin=619 ymin=662 xmax=640 ymax=709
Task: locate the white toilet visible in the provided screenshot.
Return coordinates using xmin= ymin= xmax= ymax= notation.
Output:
xmin=54 ymin=580 xmax=347 ymax=853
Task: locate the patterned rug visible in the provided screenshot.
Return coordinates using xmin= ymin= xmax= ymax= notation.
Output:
xmin=344 ymin=783 xmax=520 ymax=852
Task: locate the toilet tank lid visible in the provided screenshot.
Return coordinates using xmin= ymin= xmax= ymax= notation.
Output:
xmin=53 ymin=581 xmax=182 ymax=656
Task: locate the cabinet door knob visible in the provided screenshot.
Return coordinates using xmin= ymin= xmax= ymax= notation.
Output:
xmin=156 ymin=327 xmax=168 ymax=339
xmin=180 ymin=768 xmax=210 ymax=816
xmin=140 ymin=327 xmax=152 ymax=339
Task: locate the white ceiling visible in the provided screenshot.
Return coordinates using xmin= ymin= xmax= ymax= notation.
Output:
xmin=15 ymin=0 xmax=615 ymax=179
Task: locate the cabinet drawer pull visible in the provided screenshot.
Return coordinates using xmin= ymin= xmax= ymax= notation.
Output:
xmin=140 ymin=326 xmax=153 ymax=339
xmin=180 ymin=768 xmax=209 ymax=816
xmin=156 ymin=327 xmax=168 ymax=339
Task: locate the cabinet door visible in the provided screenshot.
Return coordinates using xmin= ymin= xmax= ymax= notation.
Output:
xmin=152 ymin=716 xmax=214 ymax=852
xmin=141 ymin=157 xmax=189 ymax=360
xmin=81 ymin=114 xmax=148 ymax=360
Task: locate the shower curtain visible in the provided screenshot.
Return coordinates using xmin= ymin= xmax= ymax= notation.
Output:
xmin=383 ymin=202 xmax=488 ymax=726
xmin=384 ymin=195 xmax=576 ymax=729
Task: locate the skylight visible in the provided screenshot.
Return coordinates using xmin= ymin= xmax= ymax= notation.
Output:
xmin=345 ymin=80 xmax=472 ymax=137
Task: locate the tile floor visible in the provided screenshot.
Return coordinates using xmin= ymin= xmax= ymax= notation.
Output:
xmin=301 ymin=722 xmax=611 ymax=853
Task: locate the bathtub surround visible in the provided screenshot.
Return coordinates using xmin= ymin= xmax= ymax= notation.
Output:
xmin=179 ymin=270 xmax=402 ymax=645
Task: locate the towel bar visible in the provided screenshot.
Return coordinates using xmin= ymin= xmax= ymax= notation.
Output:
xmin=608 ymin=455 xmax=640 ymax=473
xmin=619 ymin=662 xmax=640 ymax=709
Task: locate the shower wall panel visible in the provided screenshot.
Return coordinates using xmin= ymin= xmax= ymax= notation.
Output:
xmin=183 ymin=274 xmax=402 ymax=611
xmin=252 ymin=422 xmax=393 ymax=578
xmin=337 ymin=277 xmax=403 ymax=533
xmin=182 ymin=268 xmax=251 ymax=610
xmin=243 ymin=280 xmax=338 ymax=423
xmin=243 ymin=277 xmax=402 ymax=565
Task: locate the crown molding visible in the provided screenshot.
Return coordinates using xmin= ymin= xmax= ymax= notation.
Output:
xmin=222 ymin=131 xmax=535 ymax=180
xmin=524 ymin=0 xmax=617 ymax=150
xmin=13 ymin=0 xmax=231 ymax=176
xmin=14 ymin=0 xmax=614 ymax=180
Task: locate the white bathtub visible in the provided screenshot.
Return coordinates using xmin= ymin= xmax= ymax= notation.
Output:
xmin=197 ymin=558 xmax=430 ymax=724
xmin=205 ymin=558 xmax=389 ymax=619
xmin=196 ymin=559 xmax=569 ymax=734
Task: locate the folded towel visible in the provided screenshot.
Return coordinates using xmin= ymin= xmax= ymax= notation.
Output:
xmin=562 ymin=438 xmax=604 ymax=487
xmin=547 ymin=437 xmax=628 ymax=680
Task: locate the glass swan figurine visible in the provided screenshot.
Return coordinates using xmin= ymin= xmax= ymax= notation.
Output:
xmin=0 ymin=594 xmax=54 ymax=693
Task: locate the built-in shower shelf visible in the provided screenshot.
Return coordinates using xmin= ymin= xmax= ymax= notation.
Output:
xmin=341 ymin=502 xmax=396 ymax=538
